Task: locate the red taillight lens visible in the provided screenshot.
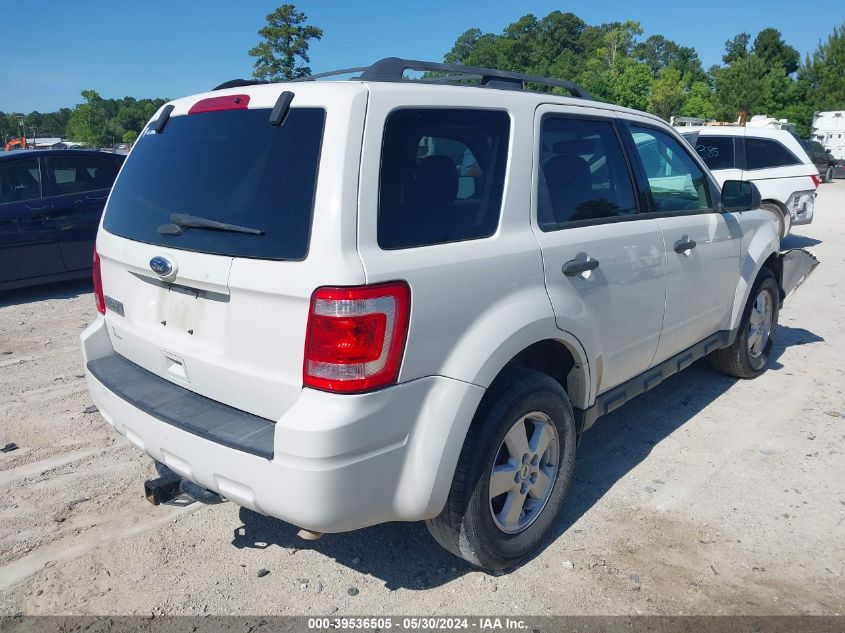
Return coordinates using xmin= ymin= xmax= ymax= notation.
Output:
xmin=303 ymin=282 xmax=411 ymax=393
xmin=188 ymin=94 xmax=250 ymax=115
xmin=811 ymin=174 xmax=821 ymax=188
xmin=93 ymin=250 xmax=105 ymax=315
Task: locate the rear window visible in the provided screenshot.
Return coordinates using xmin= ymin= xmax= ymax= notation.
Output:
xmin=692 ymin=136 xmax=735 ymax=171
xmin=745 ymin=137 xmax=801 ymax=170
xmin=378 ymin=108 xmax=510 ymax=249
xmin=103 ymin=107 xmax=325 ymax=260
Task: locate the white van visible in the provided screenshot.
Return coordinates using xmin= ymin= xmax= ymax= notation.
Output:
xmin=681 ymin=126 xmax=819 ymax=238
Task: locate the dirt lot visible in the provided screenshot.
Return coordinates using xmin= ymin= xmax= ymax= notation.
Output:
xmin=1 ymin=184 xmax=843 ymax=616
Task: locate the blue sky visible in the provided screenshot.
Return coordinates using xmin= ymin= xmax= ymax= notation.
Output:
xmin=1 ymin=1 xmax=839 ymax=113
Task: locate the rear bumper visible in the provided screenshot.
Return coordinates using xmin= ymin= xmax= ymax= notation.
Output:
xmin=81 ymin=318 xmax=484 ymax=532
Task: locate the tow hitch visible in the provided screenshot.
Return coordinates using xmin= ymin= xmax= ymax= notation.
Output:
xmin=144 ymin=461 xmax=224 ymax=506
xmin=144 ymin=473 xmax=181 ymax=506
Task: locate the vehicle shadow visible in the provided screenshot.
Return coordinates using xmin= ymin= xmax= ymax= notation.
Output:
xmin=231 ymin=325 xmax=824 ymax=589
xmin=0 ymin=278 xmax=92 ymax=309
xmin=781 ymin=233 xmax=822 ymax=248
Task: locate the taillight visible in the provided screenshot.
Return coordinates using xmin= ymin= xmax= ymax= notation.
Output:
xmin=188 ymin=94 xmax=250 ymax=115
xmin=93 ymin=250 xmax=105 ymax=315
xmin=811 ymin=174 xmax=821 ymax=188
xmin=303 ymin=282 xmax=411 ymax=393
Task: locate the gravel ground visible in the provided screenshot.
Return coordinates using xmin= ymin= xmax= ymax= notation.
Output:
xmin=1 ymin=183 xmax=843 ymax=616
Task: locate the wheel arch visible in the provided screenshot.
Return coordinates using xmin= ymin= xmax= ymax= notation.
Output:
xmin=396 ymin=321 xmax=592 ymax=523
xmin=729 ymin=220 xmax=781 ymax=331
xmin=469 ymin=321 xmax=592 ymax=411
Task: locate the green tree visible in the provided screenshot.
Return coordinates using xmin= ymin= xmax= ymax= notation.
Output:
xmin=635 ymin=35 xmax=704 ymax=84
xmin=578 ymin=21 xmax=648 ymax=105
xmin=723 ymin=32 xmax=751 ymax=64
xmin=249 ymin=4 xmax=323 ymax=81
xmin=799 ymin=22 xmax=845 ymax=112
xmin=753 ymin=28 xmax=800 ymax=75
xmin=681 ymin=81 xmax=717 ymax=119
xmin=648 ymin=67 xmax=686 ymax=120
xmin=614 ymin=61 xmax=652 ymax=111
xmin=122 ymin=130 xmax=138 ymax=144
xmin=66 ymin=90 xmax=108 ymax=146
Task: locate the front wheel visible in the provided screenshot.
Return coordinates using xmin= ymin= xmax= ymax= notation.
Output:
xmin=425 ymin=369 xmax=577 ymax=570
xmin=711 ymin=267 xmax=779 ymax=379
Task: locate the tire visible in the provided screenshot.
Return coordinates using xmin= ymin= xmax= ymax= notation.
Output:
xmin=762 ymin=202 xmax=790 ymax=239
xmin=823 ymin=167 xmax=833 ymax=183
xmin=711 ymin=267 xmax=779 ymax=379
xmin=425 ymin=368 xmax=577 ymax=570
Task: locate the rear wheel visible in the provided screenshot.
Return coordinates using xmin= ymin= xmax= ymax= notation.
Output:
xmin=762 ymin=202 xmax=790 ymax=239
xmin=823 ymin=167 xmax=833 ymax=183
xmin=425 ymin=369 xmax=577 ymax=570
xmin=711 ymin=267 xmax=779 ymax=379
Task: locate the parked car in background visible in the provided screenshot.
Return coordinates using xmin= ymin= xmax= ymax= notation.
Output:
xmin=811 ymin=110 xmax=845 ymax=179
xmin=0 ymin=149 xmax=124 ymax=291
xmin=801 ymin=139 xmax=837 ymax=183
xmin=82 ymin=58 xmax=818 ymax=570
xmin=680 ymin=126 xmax=819 ymax=238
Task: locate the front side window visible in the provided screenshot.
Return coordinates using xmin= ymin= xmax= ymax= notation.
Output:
xmin=630 ymin=126 xmax=711 ymax=212
xmin=0 ymin=158 xmax=41 ymax=204
xmin=50 ymin=156 xmax=120 ymax=196
xmin=745 ymin=137 xmax=801 ymax=170
xmin=378 ymin=109 xmax=510 ymax=249
xmin=693 ymin=136 xmax=735 ymax=171
xmin=538 ymin=117 xmax=637 ymax=228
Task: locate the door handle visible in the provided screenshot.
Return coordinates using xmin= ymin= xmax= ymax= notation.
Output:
xmin=562 ymin=258 xmax=600 ymax=276
xmin=674 ymin=239 xmax=697 ymax=253
xmin=73 ymin=200 xmax=84 ymax=210
xmin=25 ymin=213 xmax=51 ymax=225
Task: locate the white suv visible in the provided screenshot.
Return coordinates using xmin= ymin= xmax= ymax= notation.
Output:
xmin=681 ymin=126 xmax=819 ymax=238
xmin=81 ymin=58 xmax=818 ymax=570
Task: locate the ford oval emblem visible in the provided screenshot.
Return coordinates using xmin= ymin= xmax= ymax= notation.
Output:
xmin=149 ymin=256 xmax=175 ymax=278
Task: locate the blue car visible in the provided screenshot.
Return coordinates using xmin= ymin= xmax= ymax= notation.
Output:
xmin=0 ymin=149 xmax=124 ymax=291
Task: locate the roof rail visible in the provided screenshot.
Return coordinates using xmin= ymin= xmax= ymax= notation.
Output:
xmin=212 ymin=79 xmax=268 ymax=91
xmin=292 ymin=57 xmax=592 ymax=99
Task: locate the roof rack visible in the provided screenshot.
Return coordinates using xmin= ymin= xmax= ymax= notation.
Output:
xmin=212 ymin=79 xmax=268 ymax=91
xmin=291 ymin=57 xmax=592 ymax=99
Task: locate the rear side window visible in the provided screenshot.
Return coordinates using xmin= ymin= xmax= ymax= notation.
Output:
xmin=49 ymin=156 xmax=120 ymax=195
xmin=745 ymin=137 xmax=801 ymax=170
xmin=0 ymin=158 xmax=41 ymax=204
xmin=538 ymin=117 xmax=637 ymax=227
xmin=630 ymin=126 xmax=711 ymax=212
xmin=378 ymin=109 xmax=510 ymax=249
xmin=104 ymin=107 xmax=325 ymax=261
xmin=693 ymin=136 xmax=735 ymax=171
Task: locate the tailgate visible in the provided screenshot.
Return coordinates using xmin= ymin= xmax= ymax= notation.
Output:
xmin=95 ymin=84 xmax=368 ymax=421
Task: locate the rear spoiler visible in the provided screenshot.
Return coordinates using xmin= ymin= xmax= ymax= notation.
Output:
xmin=778 ymin=248 xmax=820 ymax=301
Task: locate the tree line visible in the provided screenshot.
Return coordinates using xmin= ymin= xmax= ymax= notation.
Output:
xmin=2 ymin=6 xmax=842 ymax=145
xmin=444 ymin=13 xmax=844 ymax=136
xmin=1 ymin=91 xmax=167 ymax=147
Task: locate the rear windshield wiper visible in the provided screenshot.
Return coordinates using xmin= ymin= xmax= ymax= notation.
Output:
xmin=158 ymin=213 xmax=264 ymax=236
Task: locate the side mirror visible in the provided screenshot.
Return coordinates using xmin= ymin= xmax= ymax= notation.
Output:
xmin=721 ymin=180 xmax=762 ymax=213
